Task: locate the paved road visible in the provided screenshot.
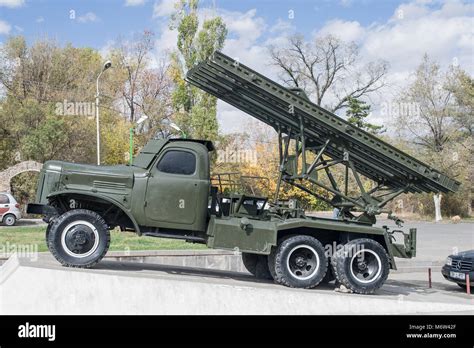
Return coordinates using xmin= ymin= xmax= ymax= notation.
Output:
xmin=378 ymin=220 xmax=473 ymax=262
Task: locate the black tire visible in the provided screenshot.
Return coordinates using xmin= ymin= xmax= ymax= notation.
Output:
xmin=332 ymin=238 xmax=390 ymax=294
xmin=47 ymin=209 xmax=110 ymax=268
xmin=3 ymin=214 xmax=16 ymax=226
xmin=241 ymin=252 xmax=273 ymax=279
xmin=267 ymin=235 xmax=292 ymax=281
xmin=267 ymin=247 xmax=277 ymax=280
xmin=271 ymin=235 xmax=328 ymax=288
xmin=45 ymin=223 xmax=53 ymax=252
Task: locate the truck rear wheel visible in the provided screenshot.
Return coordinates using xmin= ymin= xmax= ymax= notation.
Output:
xmin=271 ymin=235 xmax=328 ymax=288
xmin=241 ymin=253 xmax=273 ymax=280
xmin=332 ymin=238 xmax=389 ymax=294
xmin=47 ymin=209 xmax=110 ymax=268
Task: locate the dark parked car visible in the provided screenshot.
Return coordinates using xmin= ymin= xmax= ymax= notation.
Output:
xmin=442 ymin=250 xmax=474 ymax=289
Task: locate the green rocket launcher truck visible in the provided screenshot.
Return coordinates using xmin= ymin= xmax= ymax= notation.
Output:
xmin=27 ymin=51 xmax=460 ymax=294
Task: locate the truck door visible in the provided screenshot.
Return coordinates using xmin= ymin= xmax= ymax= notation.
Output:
xmin=145 ymin=148 xmax=200 ymax=227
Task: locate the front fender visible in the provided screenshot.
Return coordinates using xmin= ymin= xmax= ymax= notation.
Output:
xmin=47 ymin=190 xmax=141 ymax=235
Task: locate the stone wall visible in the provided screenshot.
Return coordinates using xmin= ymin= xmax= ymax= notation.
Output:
xmin=0 ymin=161 xmax=43 ymax=193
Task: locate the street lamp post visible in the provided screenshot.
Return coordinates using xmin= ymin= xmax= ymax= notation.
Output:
xmin=95 ymin=60 xmax=112 ymax=166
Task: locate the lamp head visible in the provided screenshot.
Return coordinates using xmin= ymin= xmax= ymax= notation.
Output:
xmin=103 ymin=60 xmax=112 ymax=71
xmin=136 ymin=115 xmax=148 ymax=125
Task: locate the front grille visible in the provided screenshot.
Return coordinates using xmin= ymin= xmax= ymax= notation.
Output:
xmin=451 ymin=259 xmax=473 ymax=271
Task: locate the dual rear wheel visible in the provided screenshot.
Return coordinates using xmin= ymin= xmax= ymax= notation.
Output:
xmin=243 ymin=235 xmax=390 ymax=294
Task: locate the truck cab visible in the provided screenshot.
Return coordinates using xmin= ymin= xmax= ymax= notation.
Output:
xmin=28 ymin=138 xmax=214 ymax=241
xmin=133 ymin=139 xmax=212 ymax=232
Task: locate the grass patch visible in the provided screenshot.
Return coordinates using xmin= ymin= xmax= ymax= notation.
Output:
xmin=0 ymin=226 xmax=206 ymax=253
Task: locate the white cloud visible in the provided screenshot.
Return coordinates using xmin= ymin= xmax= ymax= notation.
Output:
xmin=99 ymin=39 xmax=116 ymax=59
xmin=312 ymin=0 xmax=474 ymax=128
xmin=221 ymin=9 xmax=266 ymax=46
xmin=0 ymin=20 xmax=11 ymax=34
xmin=362 ymin=0 xmax=474 ymax=73
xmin=152 ymin=5 xmax=284 ymax=133
xmin=153 ymin=0 xmax=175 ymax=18
xmin=316 ymin=19 xmax=366 ymax=43
xmin=77 ymin=12 xmax=100 ymax=23
xmin=0 ymin=0 xmax=24 ymax=8
xmin=125 ymin=0 xmax=147 ymax=6
xmin=154 ymin=24 xmax=177 ymax=52
xmin=314 ymin=0 xmax=473 ymax=96
xmin=340 ymin=0 xmax=353 ymax=8
xmin=269 ymin=18 xmax=295 ymax=34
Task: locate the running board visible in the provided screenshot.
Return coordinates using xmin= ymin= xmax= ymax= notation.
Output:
xmin=142 ymin=232 xmax=206 ymax=243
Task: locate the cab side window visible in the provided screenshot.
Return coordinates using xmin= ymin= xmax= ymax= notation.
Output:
xmin=156 ymin=150 xmax=196 ymax=175
xmin=0 ymin=194 xmax=10 ymax=204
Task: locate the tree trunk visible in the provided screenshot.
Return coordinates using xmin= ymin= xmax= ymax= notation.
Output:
xmin=434 ymin=193 xmax=442 ymax=222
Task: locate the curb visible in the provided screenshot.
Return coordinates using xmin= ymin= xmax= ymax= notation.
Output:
xmin=1 ymin=250 xmax=447 ymax=274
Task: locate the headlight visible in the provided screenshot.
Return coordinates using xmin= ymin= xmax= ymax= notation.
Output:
xmin=446 ymin=257 xmax=452 ymax=266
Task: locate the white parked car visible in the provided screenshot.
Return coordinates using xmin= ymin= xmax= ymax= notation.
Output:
xmin=0 ymin=192 xmax=22 ymax=226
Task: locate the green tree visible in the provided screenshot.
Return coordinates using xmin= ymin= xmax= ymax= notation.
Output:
xmin=0 ymin=36 xmax=102 ymax=166
xmin=346 ymin=97 xmax=385 ymax=134
xmin=20 ymin=117 xmax=68 ymax=163
xmin=169 ymin=0 xmax=227 ymax=141
xmin=395 ymin=55 xmax=473 ymax=217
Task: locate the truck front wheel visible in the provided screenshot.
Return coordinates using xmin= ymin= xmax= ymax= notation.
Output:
xmin=270 ymin=235 xmax=328 ymax=288
xmin=241 ymin=253 xmax=273 ymax=280
xmin=47 ymin=209 xmax=110 ymax=268
xmin=332 ymin=238 xmax=390 ymax=294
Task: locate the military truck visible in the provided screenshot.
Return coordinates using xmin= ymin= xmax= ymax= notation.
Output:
xmin=27 ymin=52 xmax=460 ymax=294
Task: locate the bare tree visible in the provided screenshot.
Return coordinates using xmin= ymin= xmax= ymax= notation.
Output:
xmin=397 ymin=55 xmax=457 ymax=152
xmin=136 ymin=59 xmax=173 ymax=131
xmin=110 ymin=30 xmax=155 ymax=123
xmin=396 ymin=55 xmax=473 ymax=220
xmin=269 ymin=34 xmax=388 ymax=112
xmin=105 ymin=30 xmax=173 ymax=138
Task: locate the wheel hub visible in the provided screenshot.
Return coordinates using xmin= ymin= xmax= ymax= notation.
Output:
xmin=64 ymin=225 xmax=96 ymax=255
xmin=295 ymin=256 xmax=307 ymax=267
xmin=286 ymin=245 xmax=320 ymax=280
xmin=350 ymin=249 xmax=382 ymax=284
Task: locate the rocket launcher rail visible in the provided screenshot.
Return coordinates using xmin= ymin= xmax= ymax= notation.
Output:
xmin=186 ymin=51 xmax=460 ymax=218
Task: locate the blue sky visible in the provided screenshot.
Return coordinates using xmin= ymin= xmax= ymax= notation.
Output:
xmin=0 ymin=0 xmax=435 ymax=48
xmin=1 ymin=0 xmax=472 ymax=132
